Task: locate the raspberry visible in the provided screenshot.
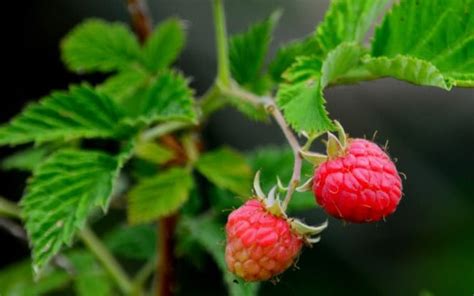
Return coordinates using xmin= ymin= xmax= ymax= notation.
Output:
xmin=225 ymin=199 xmax=303 ymax=281
xmin=313 ymin=138 xmax=402 ymax=223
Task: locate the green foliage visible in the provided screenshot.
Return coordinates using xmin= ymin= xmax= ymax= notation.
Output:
xmin=229 ymin=11 xmax=281 ymax=91
xmin=1 ymin=146 xmax=49 ymax=171
xmin=196 ymin=148 xmax=252 ymax=196
xmin=181 ymin=215 xmax=259 ymax=296
xmin=21 ymin=149 xmax=126 ymax=273
xmin=105 ymin=224 xmax=156 ymax=260
xmin=61 ymin=19 xmax=141 ymax=73
xmin=96 ymin=67 xmax=149 ymax=104
xmin=0 ymin=85 xmax=126 ymax=146
xmin=315 ymin=0 xmax=389 ymax=53
xmin=370 ymin=0 xmax=474 ymax=88
xmin=142 ymin=18 xmax=186 ymax=72
xmin=69 ymin=251 xmax=113 ymax=296
xmin=128 ymin=168 xmax=193 ymax=224
xmin=134 ymin=141 xmax=174 ymax=165
xmin=0 ymin=260 xmax=69 ymax=296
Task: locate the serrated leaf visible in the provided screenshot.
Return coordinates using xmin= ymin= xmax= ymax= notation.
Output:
xmin=134 ymin=141 xmax=174 ymax=165
xmin=61 ymin=19 xmax=141 ymax=73
xmin=371 ymin=0 xmax=474 ymax=87
xmin=0 ymin=260 xmax=70 ymax=296
xmin=104 ymin=224 xmax=156 ymax=260
xmin=128 ymin=168 xmax=193 ymax=224
xmin=124 ymin=70 xmax=197 ymax=125
xmin=181 ymin=215 xmax=259 ymax=296
xmin=363 ymin=55 xmax=452 ymax=89
xmin=315 ymin=0 xmax=389 ymax=53
xmin=196 ymin=148 xmax=252 ymax=196
xmin=68 ymin=251 xmax=113 ymax=296
xmin=142 ymin=18 xmax=186 ymax=72
xmin=229 ymin=11 xmax=281 ymax=88
xmin=320 ymin=42 xmax=363 ymax=87
xmin=21 ymin=149 xmax=126 ymax=272
xmin=282 ymin=55 xmax=322 ymax=83
xmin=0 ymin=85 xmax=126 ymax=146
xmin=269 ymin=36 xmax=320 ymax=83
xmin=96 ymin=67 xmax=149 ymax=104
xmin=1 ymin=146 xmax=49 ymax=171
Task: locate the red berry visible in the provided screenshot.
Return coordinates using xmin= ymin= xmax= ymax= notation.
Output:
xmin=225 ymin=199 xmax=303 ymax=281
xmin=313 ymin=138 xmax=402 ymax=223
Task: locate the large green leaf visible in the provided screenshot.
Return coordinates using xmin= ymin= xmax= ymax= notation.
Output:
xmin=105 ymin=224 xmax=156 ymax=260
xmin=21 ymin=149 xmax=128 ymax=272
xmin=315 ymin=0 xmax=389 ymax=53
xmin=370 ymin=0 xmax=474 ymax=88
xmin=0 ymin=260 xmax=70 ymax=296
xmin=69 ymin=251 xmax=113 ymax=296
xmin=0 ymin=85 xmax=126 ymax=146
xmin=196 ymin=148 xmax=252 ymax=196
xmin=229 ymin=11 xmax=281 ymax=88
xmin=181 ymin=215 xmax=259 ymax=296
xmin=61 ymin=19 xmax=141 ymax=73
xmin=128 ymin=168 xmax=193 ymax=224
xmin=142 ymin=18 xmax=186 ymax=72
xmin=277 ymin=43 xmax=362 ymax=133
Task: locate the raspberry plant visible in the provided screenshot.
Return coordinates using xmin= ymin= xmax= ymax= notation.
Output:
xmin=0 ymin=0 xmax=472 ymax=295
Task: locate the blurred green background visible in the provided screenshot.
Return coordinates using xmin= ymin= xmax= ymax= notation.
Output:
xmin=1 ymin=0 xmax=473 ymax=295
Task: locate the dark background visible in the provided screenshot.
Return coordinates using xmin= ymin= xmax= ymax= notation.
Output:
xmin=1 ymin=0 xmax=473 ymax=295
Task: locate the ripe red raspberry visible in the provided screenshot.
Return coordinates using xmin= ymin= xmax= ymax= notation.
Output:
xmin=313 ymin=138 xmax=402 ymax=223
xmin=225 ymin=199 xmax=303 ymax=281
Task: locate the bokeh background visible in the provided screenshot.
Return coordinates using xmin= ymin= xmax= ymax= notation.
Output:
xmin=1 ymin=0 xmax=473 ymax=295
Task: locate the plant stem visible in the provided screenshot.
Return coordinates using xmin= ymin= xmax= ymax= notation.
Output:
xmin=157 ymin=215 xmax=178 ymax=296
xmin=79 ymin=226 xmax=133 ymax=294
xmin=126 ymin=0 xmax=153 ymax=42
xmin=212 ymin=0 xmax=231 ymax=87
xmin=0 ymin=196 xmax=21 ymax=218
xmin=141 ymin=121 xmax=192 ymax=142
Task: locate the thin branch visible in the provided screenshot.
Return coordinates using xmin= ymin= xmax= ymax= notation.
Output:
xmin=126 ymin=0 xmax=153 ymax=42
xmin=79 ymin=226 xmax=133 ymax=294
xmin=212 ymin=0 xmax=231 ymax=86
xmin=157 ymin=215 xmax=178 ymax=296
xmin=0 ymin=196 xmax=21 ymax=218
xmin=141 ymin=121 xmax=193 ymax=142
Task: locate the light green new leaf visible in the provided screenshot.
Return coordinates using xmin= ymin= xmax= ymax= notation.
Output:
xmin=0 ymin=85 xmax=126 ymax=146
xmin=126 ymin=70 xmax=197 ymax=125
xmin=1 ymin=146 xmax=49 ymax=171
xmin=371 ymin=0 xmax=474 ymax=88
xmin=128 ymin=168 xmax=193 ymax=224
xmin=196 ymin=148 xmax=252 ymax=196
xmin=229 ymin=11 xmax=281 ymax=87
xmin=320 ymin=42 xmax=363 ymax=87
xmin=134 ymin=141 xmax=174 ymax=165
xmin=0 ymin=260 xmax=70 ymax=296
xmin=96 ymin=67 xmax=149 ymax=104
xmin=269 ymin=36 xmax=320 ymax=83
xmin=105 ymin=224 xmax=156 ymax=260
xmin=181 ymin=215 xmax=259 ymax=296
xmin=61 ymin=19 xmax=141 ymax=73
xmin=69 ymin=251 xmax=113 ymax=296
xmin=142 ymin=18 xmax=186 ymax=72
xmin=315 ymin=0 xmax=389 ymax=53
xmin=21 ymin=149 xmax=127 ymax=273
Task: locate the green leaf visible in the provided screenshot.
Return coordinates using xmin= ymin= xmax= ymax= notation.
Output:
xmin=0 ymin=260 xmax=70 ymax=296
xmin=269 ymin=36 xmax=320 ymax=83
xmin=128 ymin=168 xmax=193 ymax=224
xmin=181 ymin=215 xmax=259 ymax=296
xmin=105 ymin=224 xmax=156 ymax=260
xmin=196 ymin=148 xmax=252 ymax=196
xmin=0 ymin=85 xmax=126 ymax=146
xmin=1 ymin=146 xmax=49 ymax=171
xmin=277 ymin=43 xmax=362 ymax=133
xmin=69 ymin=251 xmax=113 ymax=296
xmin=96 ymin=67 xmax=149 ymax=104
xmin=248 ymin=146 xmax=315 ymax=212
xmin=61 ymin=19 xmax=141 ymax=73
xmin=315 ymin=0 xmax=389 ymax=53
xmin=363 ymin=55 xmax=452 ymax=89
xmin=371 ymin=0 xmax=474 ymax=88
xmin=21 ymin=149 xmax=126 ymax=273
xmin=134 ymin=141 xmax=174 ymax=165
xmin=124 ymin=70 xmax=197 ymax=125
xmin=142 ymin=18 xmax=186 ymax=72
xmin=229 ymin=11 xmax=281 ymax=87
